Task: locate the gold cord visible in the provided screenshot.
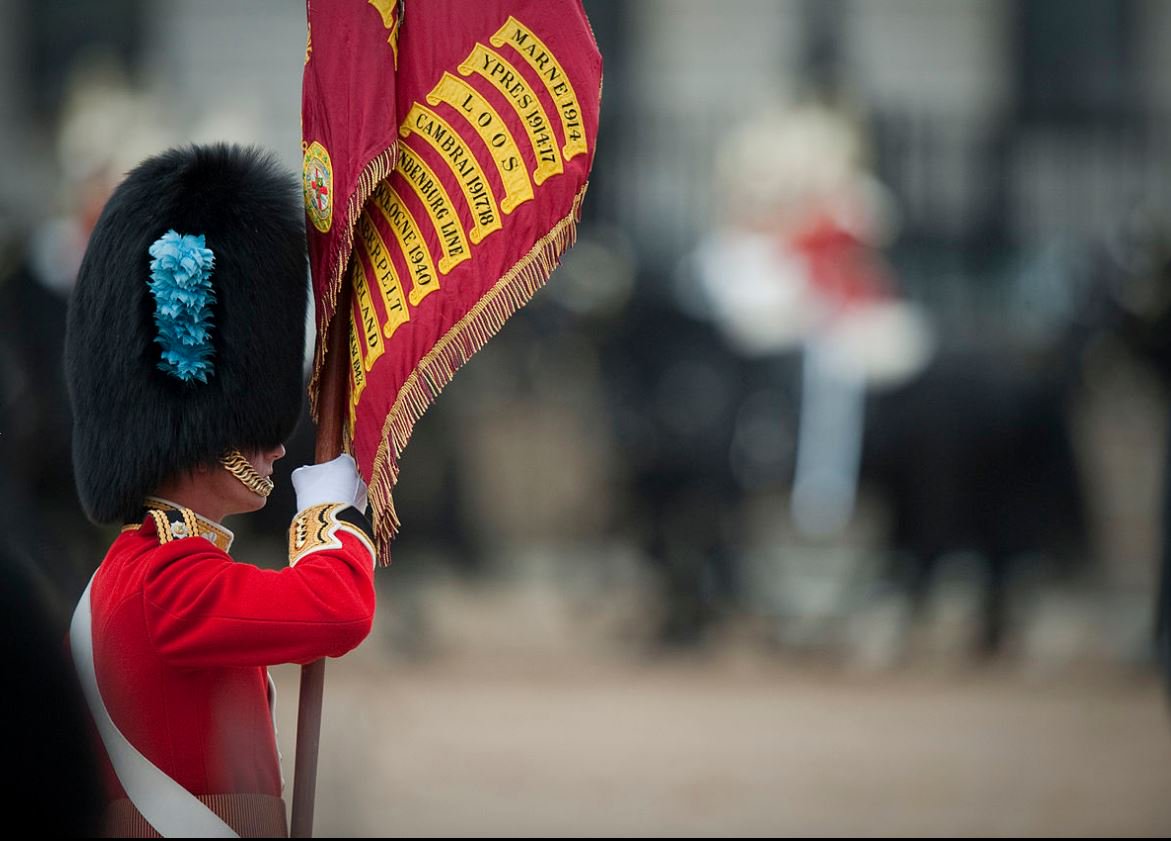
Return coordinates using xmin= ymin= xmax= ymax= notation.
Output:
xmin=219 ymin=450 xmax=274 ymax=498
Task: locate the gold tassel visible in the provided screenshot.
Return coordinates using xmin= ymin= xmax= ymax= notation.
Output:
xmin=365 ymin=183 xmax=589 ymax=565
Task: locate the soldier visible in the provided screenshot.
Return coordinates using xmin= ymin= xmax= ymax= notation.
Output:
xmin=64 ymin=144 xmax=377 ymax=837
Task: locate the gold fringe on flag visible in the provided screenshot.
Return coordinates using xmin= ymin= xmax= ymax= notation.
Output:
xmin=366 ymin=182 xmax=589 ymax=565
xmin=308 ymin=142 xmax=399 ymax=418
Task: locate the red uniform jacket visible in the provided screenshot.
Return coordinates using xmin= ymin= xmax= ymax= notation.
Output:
xmin=88 ymin=502 xmax=376 ymax=802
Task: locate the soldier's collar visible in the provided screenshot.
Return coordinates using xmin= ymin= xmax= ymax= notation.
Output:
xmin=137 ymin=496 xmax=235 ymax=553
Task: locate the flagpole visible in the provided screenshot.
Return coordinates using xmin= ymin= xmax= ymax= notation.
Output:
xmin=291 ymin=282 xmax=352 ymax=838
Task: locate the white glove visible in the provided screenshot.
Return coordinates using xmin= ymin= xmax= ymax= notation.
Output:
xmin=291 ymin=453 xmax=368 ymax=512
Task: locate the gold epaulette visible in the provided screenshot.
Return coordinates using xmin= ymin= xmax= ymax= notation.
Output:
xmin=289 ymin=504 xmax=376 ymax=568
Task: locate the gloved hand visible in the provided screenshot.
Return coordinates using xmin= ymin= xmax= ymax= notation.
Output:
xmin=291 ymin=453 xmax=368 ymax=512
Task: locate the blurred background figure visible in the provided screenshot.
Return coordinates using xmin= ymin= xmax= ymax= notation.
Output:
xmin=1099 ymin=204 xmax=1171 ymax=684
xmin=0 ymin=57 xmax=177 ymax=613
xmin=4 ymin=0 xmax=1171 ymax=835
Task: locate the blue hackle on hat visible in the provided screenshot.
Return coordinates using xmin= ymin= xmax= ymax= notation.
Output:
xmin=147 ymin=230 xmax=216 ymax=383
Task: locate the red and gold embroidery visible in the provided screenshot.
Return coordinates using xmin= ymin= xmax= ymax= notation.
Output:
xmin=141 ymin=497 xmax=235 ymax=552
xmin=288 ymin=503 xmax=375 ymax=568
xmin=303 ymin=141 xmax=334 ymax=234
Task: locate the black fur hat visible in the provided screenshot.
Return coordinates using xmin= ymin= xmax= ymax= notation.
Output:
xmin=65 ymin=144 xmax=308 ymax=524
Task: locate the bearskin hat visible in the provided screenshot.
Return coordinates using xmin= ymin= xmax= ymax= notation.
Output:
xmin=65 ymin=144 xmax=308 ymax=524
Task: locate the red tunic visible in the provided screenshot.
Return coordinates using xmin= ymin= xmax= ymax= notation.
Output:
xmin=88 ymin=506 xmax=376 ymax=802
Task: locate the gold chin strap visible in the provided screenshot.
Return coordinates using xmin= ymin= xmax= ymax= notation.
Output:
xmin=220 ymin=450 xmax=275 ymax=498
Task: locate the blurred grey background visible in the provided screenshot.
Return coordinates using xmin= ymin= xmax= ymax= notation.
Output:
xmin=3 ymin=0 xmax=1171 ymax=835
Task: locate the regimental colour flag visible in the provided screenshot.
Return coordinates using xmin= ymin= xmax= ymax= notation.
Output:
xmin=302 ymin=0 xmax=602 ymax=564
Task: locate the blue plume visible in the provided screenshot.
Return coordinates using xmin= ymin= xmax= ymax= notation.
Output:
xmin=148 ymin=230 xmax=216 ymax=383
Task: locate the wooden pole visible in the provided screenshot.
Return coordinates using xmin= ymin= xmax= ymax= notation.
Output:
xmin=290 ymin=282 xmax=352 ymax=838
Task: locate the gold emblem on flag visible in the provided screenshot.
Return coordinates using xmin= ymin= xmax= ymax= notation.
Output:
xmin=303 ymin=141 xmax=334 ymax=233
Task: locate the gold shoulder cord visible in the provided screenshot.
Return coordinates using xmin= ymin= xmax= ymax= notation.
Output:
xmin=149 ymin=509 xmax=173 ymax=544
xmin=220 ymin=450 xmax=275 ymax=497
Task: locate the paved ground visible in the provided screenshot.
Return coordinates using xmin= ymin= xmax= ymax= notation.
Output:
xmin=271 ymin=650 xmax=1171 ymax=837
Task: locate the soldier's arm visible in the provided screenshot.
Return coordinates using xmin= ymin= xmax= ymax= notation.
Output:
xmin=141 ymin=508 xmax=375 ymax=668
xmin=143 ymin=456 xmax=378 ymax=668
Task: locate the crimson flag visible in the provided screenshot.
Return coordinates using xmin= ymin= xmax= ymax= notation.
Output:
xmin=303 ymin=0 xmax=601 ymax=563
